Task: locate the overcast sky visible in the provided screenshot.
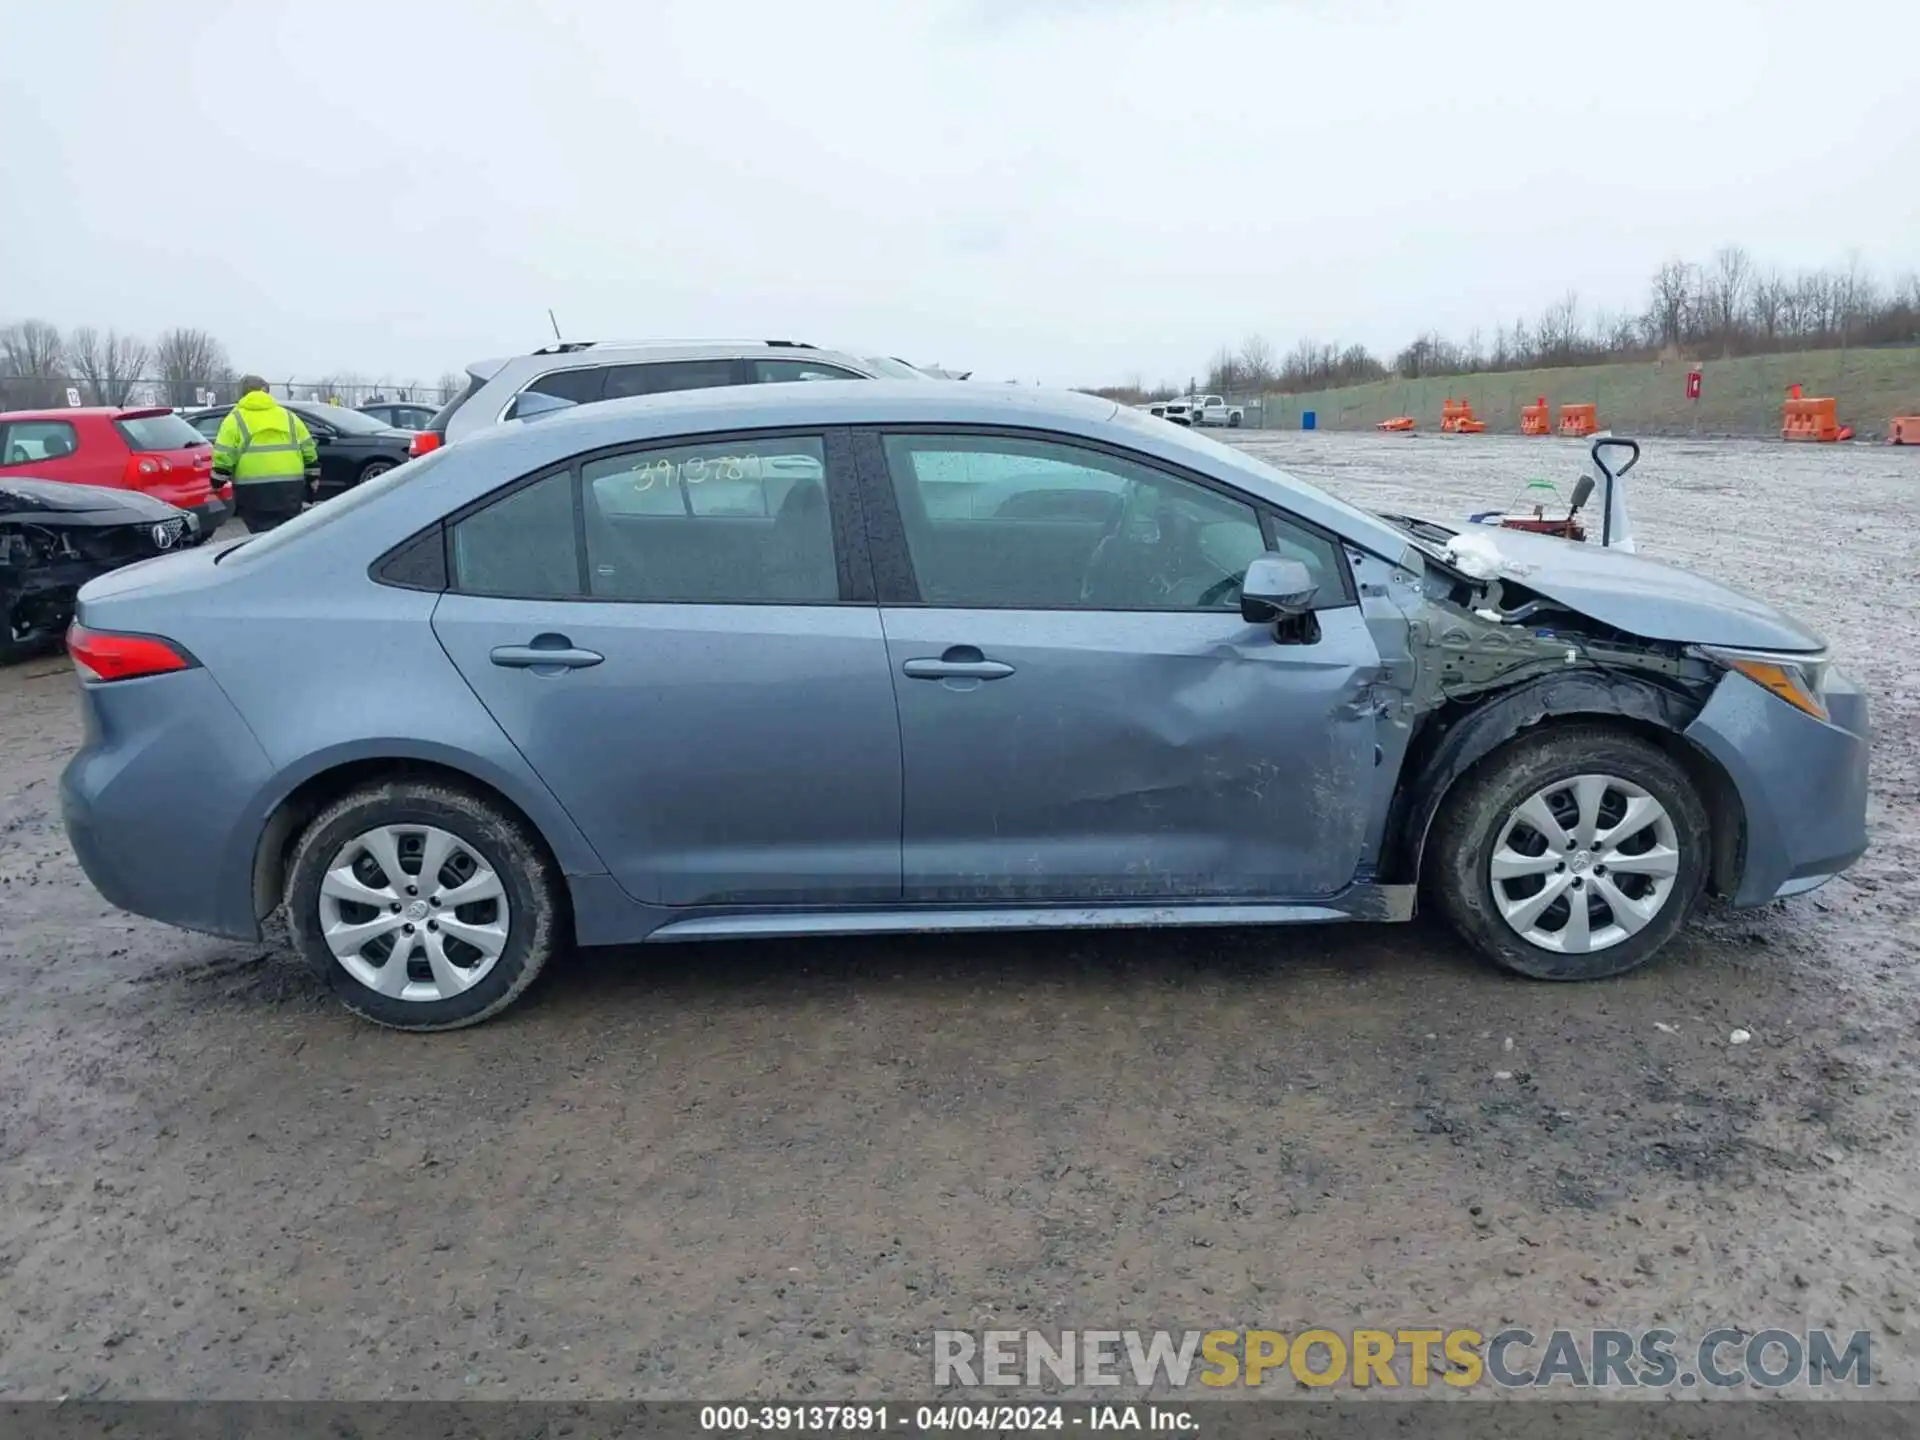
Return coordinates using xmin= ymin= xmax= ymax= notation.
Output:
xmin=6 ymin=0 xmax=1914 ymax=387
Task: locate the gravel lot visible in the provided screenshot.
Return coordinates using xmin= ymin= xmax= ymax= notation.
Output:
xmin=1 ymin=431 xmax=1916 ymax=1401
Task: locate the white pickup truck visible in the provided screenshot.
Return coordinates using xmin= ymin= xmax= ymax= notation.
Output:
xmin=1146 ymin=394 xmax=1244 ymax=428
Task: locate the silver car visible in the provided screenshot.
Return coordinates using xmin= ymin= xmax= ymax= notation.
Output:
xmin=61 ymin=384 xmax=1869 ymax=1031
xmin=418 ymin=338 xmax=927 ymax=453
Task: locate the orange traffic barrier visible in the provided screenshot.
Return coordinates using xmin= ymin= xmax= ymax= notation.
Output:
xmin=1559 ymin=403 xmax=1598 ymax=437
xmin=1439 ymin=398 xmax=1487 ymax=434
xmin=1890 ymin=416 xmax=1920 ymax=445
xmin=1376 ymin=416 xmax=1417 ymax=432
xmin=1783 ymin=395 xmax=1843 ymax=442
xmin=1520 ymin=397 xmax=1551 ymax=435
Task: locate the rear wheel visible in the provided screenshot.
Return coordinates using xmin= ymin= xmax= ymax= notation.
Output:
xmin=283 ymin=780 xmax=563 ymax=1029
xmin=1228 ymin=412 xmax=1242 ymax=428
xmin=1428 ymin=726 xmax=1708 ymax=980
xmin=357 ymin=459 xmax=396 ymax=486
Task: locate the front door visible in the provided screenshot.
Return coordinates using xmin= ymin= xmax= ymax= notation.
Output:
xmin=431 ymin=430 xmax=902 ymax=908
xmin=863 ymin=429 xmax=1381 ymax=903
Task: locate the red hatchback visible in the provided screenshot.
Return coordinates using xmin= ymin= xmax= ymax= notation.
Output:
xmin=0 ymin=407 xmax=232 ymax=534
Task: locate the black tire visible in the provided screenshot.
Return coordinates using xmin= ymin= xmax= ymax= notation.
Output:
xmin=357 ymin=459 xmax=396 ymax=486
xmin=1426 ymin=724 xmax=1709 ymax=980
xmin=282 ymin=779 xmax=564 ymax=1030
xmin=1228 ymin=412 xmax=1242 ymax=428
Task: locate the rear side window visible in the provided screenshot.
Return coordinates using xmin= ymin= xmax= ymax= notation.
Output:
xmin=115 ymin=413 xmax=209 ymax=451
xmin=752 ymin=360 xmax=865 ymax=383
xmin=450 ymin=471 xmax=581 ymax=598
xmin=447 ymin=434 xmax=839 ymax=605
xmin=603 ymin=360 xmax=738 ymax=399
xmin=0 ymin=420 xmax=79 ymax=465
xmin=514 ymin=367 xmax=606 ymax=412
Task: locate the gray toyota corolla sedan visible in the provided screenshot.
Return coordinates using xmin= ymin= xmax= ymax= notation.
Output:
xmin=60 ymin=383 xmax=1869 ymax=1030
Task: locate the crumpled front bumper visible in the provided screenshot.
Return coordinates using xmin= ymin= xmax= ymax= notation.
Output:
xmin=1684 ymin=668 xmax=1871 ymax=906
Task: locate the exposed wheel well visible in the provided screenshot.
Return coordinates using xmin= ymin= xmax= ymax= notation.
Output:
xmin=1389 ymin=704 xmax=1747 ymax=900
xmin=251 ymin=758 xmax=569 ymax=924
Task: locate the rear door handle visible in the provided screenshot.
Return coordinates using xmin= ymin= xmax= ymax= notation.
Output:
xmin=902 ymin=645 xmax=1015 ymax=681
xmin=490 ymin=636 xmax=604 ymax=671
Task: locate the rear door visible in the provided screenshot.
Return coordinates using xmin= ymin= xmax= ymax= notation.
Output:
xmin=859 ymin=427 xmax=1381 ymax=904
xmin=430 ymin=427 xmax=902 ymax=908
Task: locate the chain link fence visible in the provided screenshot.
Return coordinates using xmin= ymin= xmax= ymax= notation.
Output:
xmin=1251 ymin=345 xmax=1920 ymax=439
xmin=0 ymin=377 xmax=459 ymax=412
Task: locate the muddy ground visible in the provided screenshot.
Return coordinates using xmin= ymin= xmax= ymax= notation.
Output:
xmin=0 ymin=432 xmax=1916 ymax=1402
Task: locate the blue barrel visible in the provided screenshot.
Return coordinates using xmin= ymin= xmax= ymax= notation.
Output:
xmin=1302 ymin=410 xmax=1317 ymax=430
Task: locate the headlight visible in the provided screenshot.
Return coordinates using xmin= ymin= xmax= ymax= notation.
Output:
xmin=1699 ymin=645 xmax=1830 ymax=721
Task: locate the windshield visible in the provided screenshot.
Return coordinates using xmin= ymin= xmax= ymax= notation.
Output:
xmin=861 ymin=355 xmax=929 ymax=380
xmin=218 ymin=449 xmax=450 ymax=564
xmin=298 ymin=403 xmax=397 ymax=435
xmin=1107 ymin=404 xmax=1391 ymax=536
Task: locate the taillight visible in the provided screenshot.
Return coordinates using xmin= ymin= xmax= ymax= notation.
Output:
xmin=409 ymin=431 xmax=442 ymax=458
xmin=123 ymin=456 xmax=169 ymax=486
xmin=66 ymin=624 xmax=194 ymax=683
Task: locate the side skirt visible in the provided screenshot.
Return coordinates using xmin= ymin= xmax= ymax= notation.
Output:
xmin=638 ymin=883 xmax=1416 ymax=944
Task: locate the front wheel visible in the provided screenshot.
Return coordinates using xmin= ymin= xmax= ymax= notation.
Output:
xmin=283 ymin=779 xmax=564 ymax=1029
xmin=1427 ymin=726 xmax=1709 ymax=980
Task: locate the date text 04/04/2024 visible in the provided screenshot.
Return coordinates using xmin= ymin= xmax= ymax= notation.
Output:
xmin=698 ymin=1404 xmax=1195 ymax=1432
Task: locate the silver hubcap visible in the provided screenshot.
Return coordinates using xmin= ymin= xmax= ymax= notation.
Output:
xmin=1489 ymin=774 xmax=1680 ymax=954
xmin=318 ymin=824 xmax=510 ymax=1002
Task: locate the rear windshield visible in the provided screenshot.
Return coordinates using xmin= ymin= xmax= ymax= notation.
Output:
xmin=425 ymin=373 xmax=488 ymax=435
xmin=218 ymin=447 xmax=453 ymax=565
xmin=116 ymin=413 xmax=209 ymax=451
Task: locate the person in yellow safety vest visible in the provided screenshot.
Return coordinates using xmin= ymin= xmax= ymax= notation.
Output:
xmin=210 ymin=375 xmax=322 ymax=533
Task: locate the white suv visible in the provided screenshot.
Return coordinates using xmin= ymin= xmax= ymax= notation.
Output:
xmin=414 ymin=340 xmax=928 ymax=454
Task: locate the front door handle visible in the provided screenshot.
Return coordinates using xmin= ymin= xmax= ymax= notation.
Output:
xmin=490 ymin=635 xmax=604 ymax=671
xmin=902 ymin=645 xmax=1014 ymax=681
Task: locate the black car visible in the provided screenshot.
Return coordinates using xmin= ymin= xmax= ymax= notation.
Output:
xmin=184 ymin=401 xmax=414 ymax=496
xmin=2 ymin=477 xmax=205 ymax=662
xmin=356 ymin=401 xmax=436 ymax=430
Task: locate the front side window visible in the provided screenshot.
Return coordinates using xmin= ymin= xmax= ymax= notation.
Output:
xmin=881 ymin=433 xmax=1275 ymax=611
xmin=583 ymin=435 xmax=835 ymax=602
xmin=0 ymin=420 xmax=79 ymax=465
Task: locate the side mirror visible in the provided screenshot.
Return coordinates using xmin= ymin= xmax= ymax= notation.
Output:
xmin=1569 ymin=474 xmax=1594 ymax=512
xmin=1240 ymin=555 xmax=1318 ymax=624
xmin=508 ymin=391 xmax=579 ymax=424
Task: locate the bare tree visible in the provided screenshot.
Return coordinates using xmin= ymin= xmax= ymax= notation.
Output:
xmin=1748 ymin=268 xmax=1786 ymax=343
xmin=152 ymin=327 xmax=230 ymax=407
xmin=1535 ymin=291 xmax=1583 ymax=361
xmin=1646 ymin=260 xmax=1692 ymax=348
xmin=1205 ymin=345 xmax=1243 ymax=396
xmin=1708 ymin=246 xmax=1752 ymax=349
xmin=0 ymin=319 xmax=68 ymax=407
xmin=68 ymin=327 xmax=152 ymax=406
xmin=1236 ymin=334 xmax=1275 ymax=391
xmin=434 ymin=370 xmax=464 ymax=403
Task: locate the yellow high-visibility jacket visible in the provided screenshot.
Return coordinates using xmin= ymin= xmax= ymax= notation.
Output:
xmin=211 ymin=392 xmax=320 ymax=485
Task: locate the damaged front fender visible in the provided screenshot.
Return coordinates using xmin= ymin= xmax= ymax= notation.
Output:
xmin=1382 ymin=652 xmax=1728 ymax=890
